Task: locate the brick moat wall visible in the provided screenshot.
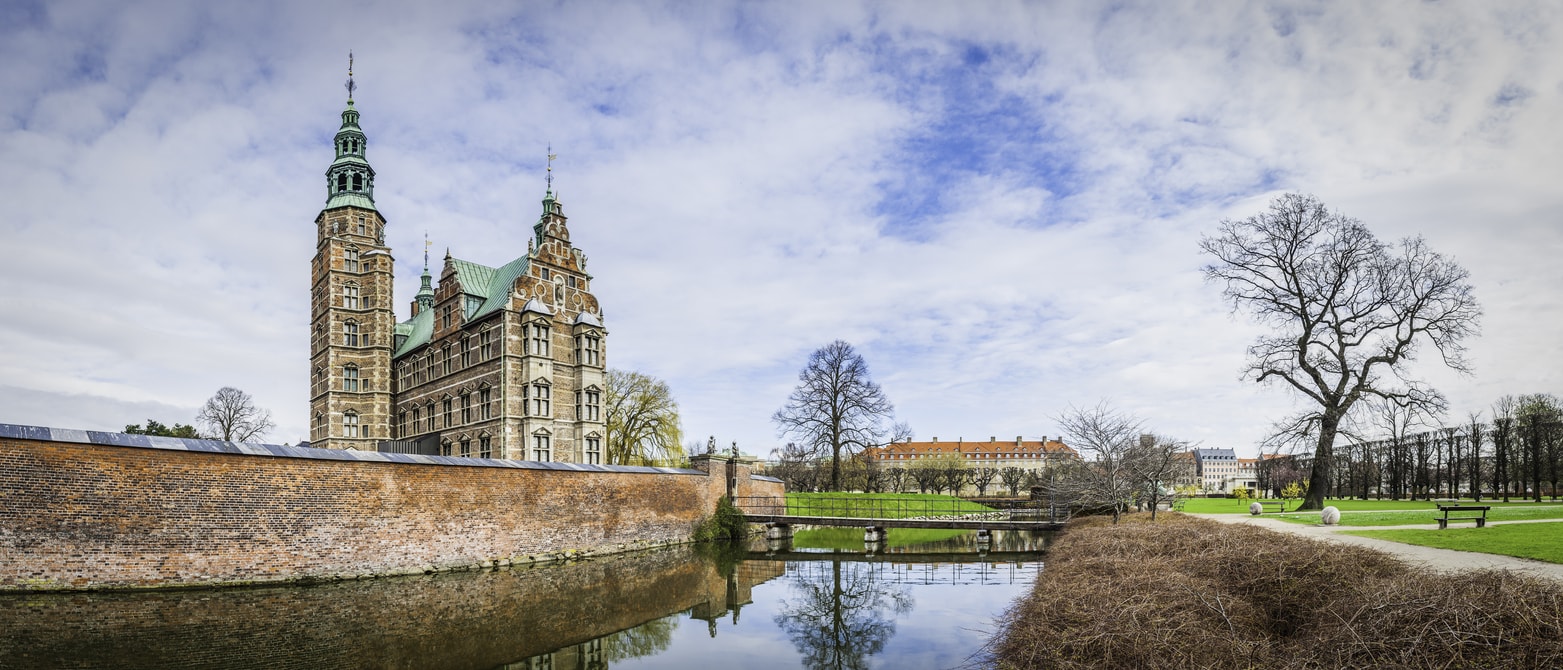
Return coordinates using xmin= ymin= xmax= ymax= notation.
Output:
xmin=0 ymin=430 xmax=783 ymax=591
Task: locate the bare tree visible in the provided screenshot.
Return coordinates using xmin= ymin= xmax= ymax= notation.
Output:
xmin=1466 ymin=412 xmax=1486 ymax=502
xmin=773 ymin=341 xmax=906 ymax=491
xmin=999 ymin=467 xmax=1027 ymax=496
xmin=1126 ymin=434 xmax=1193 ymax=521
xmin=1048 ymin=402 xmax=1143 ymax=524
xmin=970 ymin=467 xmax=1000 ymax=497
xmin=198 ymin=387 xmax=274 ymax=442
xmin=604 ymin=369 xmax=684 ymax=465
xmin=1202 ymin=193 xmax=1480 ymax=510
xmin=1492 ymin=396 xmax=1517 ymax=502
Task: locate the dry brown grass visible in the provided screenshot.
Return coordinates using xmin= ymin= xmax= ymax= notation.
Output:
xmin=990 ymin=513 xmax=1563 ymax=669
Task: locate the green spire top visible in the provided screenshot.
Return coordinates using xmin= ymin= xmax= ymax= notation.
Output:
xmin=325 ymin=53 xmax=376 ymax=211
xmin=415 ymin=232 xmax=435 ymax=310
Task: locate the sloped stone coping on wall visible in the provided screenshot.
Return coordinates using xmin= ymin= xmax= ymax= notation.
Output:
xmin=0 ymin=423 xmax=703 ymax=475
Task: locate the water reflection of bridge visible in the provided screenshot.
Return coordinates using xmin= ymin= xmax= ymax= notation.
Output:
xmin=779 ymin=555 xmax=1043 ymax=586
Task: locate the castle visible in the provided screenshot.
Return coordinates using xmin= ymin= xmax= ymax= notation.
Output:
xmin=308 ymin=67 xmax=606 ymax=461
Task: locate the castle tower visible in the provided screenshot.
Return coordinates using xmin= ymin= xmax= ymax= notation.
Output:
xmin=309 ymin=58 xmax=395 ymax=450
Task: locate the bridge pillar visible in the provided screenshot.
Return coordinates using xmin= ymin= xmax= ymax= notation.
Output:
xmin=765 ymin=523 xmax=792 ymax=540
xmin=976 ymin=529 xmax=992 ymax=555
xmin=863 ymin=526 xmax=886 ymax=543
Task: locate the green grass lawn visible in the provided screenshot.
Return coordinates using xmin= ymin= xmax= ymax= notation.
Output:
xmin=1266 ymin=504 xmax=1563 ymax=526
xmin=1343 ymin=524 xmax=1563 ymax=564
xmin=791 ymin=527 xmax=971 ymax=550
xmin=1181 ymin=497 xmax=1461 ymax=513
xmin=783 ymin=492 xmax=994 ymax=518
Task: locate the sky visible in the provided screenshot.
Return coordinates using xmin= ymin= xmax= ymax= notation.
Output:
xmin=1 ymin=0 xmax=1559 ymax=458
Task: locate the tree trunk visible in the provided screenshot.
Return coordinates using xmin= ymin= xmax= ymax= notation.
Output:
xmin=1299 ymin=415 xmax=1340 ymax=511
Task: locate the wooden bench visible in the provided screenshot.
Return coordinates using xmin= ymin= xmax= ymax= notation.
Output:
xmin=1257 ymin=500 xmax=1286 ymax=513
xmin=1435 ymin=504 xmax=1490 ymax=530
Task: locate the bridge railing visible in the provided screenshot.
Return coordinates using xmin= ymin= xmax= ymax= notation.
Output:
xmin=730 ymin=495 xmax=1030 ymax=520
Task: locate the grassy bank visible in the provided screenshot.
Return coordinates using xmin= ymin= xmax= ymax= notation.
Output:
xmin=782 ymin=493 xmax=994 ymax=518
xmin=990 ymin=513 xmax=1563 ymax=669
xmin=1344 ymin=524 xmax=1563 ymax=564
xmin=1268 ymin=504 xmax=1563 ymax=526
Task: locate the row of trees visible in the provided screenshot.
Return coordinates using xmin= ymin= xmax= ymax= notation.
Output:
xmin=1272 ymin=394 xmax=1563 ymax=502
xmin=767 ymin=448 xmax=1054 ymax=497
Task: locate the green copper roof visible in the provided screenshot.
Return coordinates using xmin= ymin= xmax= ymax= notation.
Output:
xmin=392 ymin=254 xmax=533 ymax=359
xmin=325 ymin=192 xmax=376 ymax=209
xmin=392 ymin=307 xmax=434 ymax=358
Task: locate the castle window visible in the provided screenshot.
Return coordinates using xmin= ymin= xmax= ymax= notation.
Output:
xmin=567 ymin=275 xmax=576 ymax=288
xmin=461 ymin=336 xmax=472 ymax=367
xmin=480 ymin=387 xmax=492 ymax=420
xmin=343 ymin=412 xmax=359 ymax=438
xmin=540 ymin=267 xmax=550 ymax=281
xmin=343 ymin=364 xmax=359 ymax=392
xmin=576 ymin=389 xmax=600 ymax=422
xmin=443 ymin=397 xmax=454 ymax=427
xmin=336 ymin=173 xmax=347 ymax=192
xmin=441 ymin=440 xmax=451 ymax=457
xmin=343 ymin=284 xmax=359 ymax=309
xmin=343 ymin=321 xmax=359 ymax=346
xmin=344 ymin=247 xmax=359 ymax=272
xmin=355 ymin=216 xmax=366 ymax=235
xmin=425 ymin=402 xmax=435 ymax=431
xmin=424 ymin=355 xmax=434 ymax=383
xmin=479 ymin=435 xmax=491 ymax=459
xmin=461 ymin=392 xmax=471 ymax=424
xmin=532 ymin=434 xmax=551 ymax=462
xmin=351 ymin=173 xmax=362 ymax=191
xmin=530 ymin=323 xmax=550 ymax=357
xmin=460 ymin=438 xmax=470 ymax=458
xmin=575 ymin=333 xmax=600 ymax=366
xmin=530 ymin=383 xmax=551 ymax=417
xmin=480 ymin=329 xmax=494 ymax=359
xmin=398 ymin=411 xmax=406 ymax=437
xmin=411 ymin=407 xmax=420 ymax=431
xmin=441 ymin=345 xmax=453 ymax=375
xmin=585 ymin=436 xmax=601 ymax=465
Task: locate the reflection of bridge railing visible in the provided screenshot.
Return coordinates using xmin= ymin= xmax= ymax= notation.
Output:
xmin=731 ymin=496 xmax=1069 ymax=530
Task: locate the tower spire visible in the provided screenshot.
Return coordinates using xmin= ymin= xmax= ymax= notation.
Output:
xmin=345 ymin=51 xmax=356 ymax=103
xmin=415 ymin=231 xmax=435 ymax=312
xmin=546 ymin=145 xmax=557 ymax=196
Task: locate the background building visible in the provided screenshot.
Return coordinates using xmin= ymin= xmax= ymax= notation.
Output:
xmin=308 ymin=78 xmax=606 ymax=461
xmin=863 ymin=436 xmax=1078 ymax=473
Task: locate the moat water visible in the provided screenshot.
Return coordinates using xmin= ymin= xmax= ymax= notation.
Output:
xmin=0 ymin=529 xmax=1049 ymax=669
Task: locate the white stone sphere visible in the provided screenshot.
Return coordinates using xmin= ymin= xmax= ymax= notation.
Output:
xmin=1249 ymin=502 xmax=1263 ymax=515
xmin=1321 ymin=506 xmax=1341 ymax=525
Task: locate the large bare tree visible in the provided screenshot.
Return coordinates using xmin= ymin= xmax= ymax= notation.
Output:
xmin=604 ymin=368 xmax=684 ymax=466
xmin=1049 ymin=402 xmax=1144 ymax=524
xmin=198 ymin=387 xmax=274 ymax=441
xmin=1126 ymin=434 xmax=1193 ymax=521
xmin=773 ymin=340 xmax=907 ymax=491
xmin=1202 ymin=194 xmax=1480 ymax=510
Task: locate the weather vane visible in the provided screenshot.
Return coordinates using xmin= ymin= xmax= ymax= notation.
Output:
xmin=546 ymin=144 xmax=558 ymax=193
xmin=345 ymin=51 xmax=356 ymax=101
xmin=423 ymin=231 xmax=431 ymax=271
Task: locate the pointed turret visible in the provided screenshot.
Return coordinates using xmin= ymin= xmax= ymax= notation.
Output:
xmin=326 ymin=55 xmax=376 ymax=210
xmin=415 ymin=235 xmax=435 ymax=312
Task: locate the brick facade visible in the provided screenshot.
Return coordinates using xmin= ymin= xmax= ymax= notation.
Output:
xmin=0 ymin=430 xmax=782 ymax=591
xmin=308 ymin=90 xmax=608 ymax=461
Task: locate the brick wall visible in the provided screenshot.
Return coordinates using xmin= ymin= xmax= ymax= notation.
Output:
xmin=0 ymin=428 xmax=783 ymax=591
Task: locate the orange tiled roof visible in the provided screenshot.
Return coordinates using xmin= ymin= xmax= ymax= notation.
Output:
xmin=862 ymin=438 xmax=1078 ymax=460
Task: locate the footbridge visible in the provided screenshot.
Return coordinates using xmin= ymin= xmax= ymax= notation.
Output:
xmin=732 ymin=495 xmax=1069 ymax=544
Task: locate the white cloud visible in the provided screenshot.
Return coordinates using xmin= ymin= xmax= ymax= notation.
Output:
xmin=0 ymin=0 xmax=1558 ymax=456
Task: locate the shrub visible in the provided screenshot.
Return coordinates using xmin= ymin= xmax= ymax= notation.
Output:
xmin=989 ymin=514 xmax=1563 ymax=669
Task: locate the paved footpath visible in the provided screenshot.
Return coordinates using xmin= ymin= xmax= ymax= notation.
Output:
xmin=1189 ymin=514 xmax=1563 ymax=582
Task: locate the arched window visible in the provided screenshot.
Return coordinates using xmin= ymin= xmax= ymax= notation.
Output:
xmin=343 ymin=411 xmax=360 ymax=438
xmin=351 ymin=173 xmax=362 ymax=190
xmin=342 ymin=364 xmax=360 ymax=392
xmin=336 ymin=173 xmax=347 ymax=192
